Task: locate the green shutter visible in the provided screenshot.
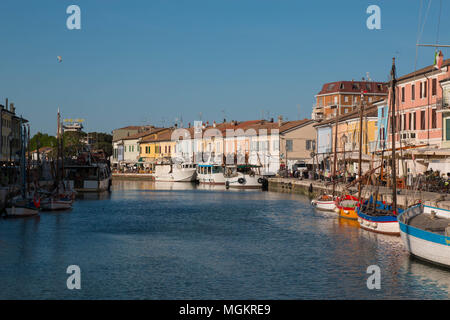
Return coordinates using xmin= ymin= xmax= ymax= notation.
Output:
xmin=446 ymin=118 xmax=450 ymax=141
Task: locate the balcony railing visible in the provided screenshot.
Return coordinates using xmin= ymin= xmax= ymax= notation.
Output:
xmin=436 ymin=98 xmax=450 ymax=111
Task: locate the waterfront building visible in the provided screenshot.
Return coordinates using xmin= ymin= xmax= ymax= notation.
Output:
xmin=312 ymin=80 xmax=387 ymax=121
xmin=111 ymin=125 xmax=159 ymax=168
xmin=388 ymin=58 xmax=450 ymax=174
xmin=173 ymin=118 xmax=316 ymax=175
xmin=0 ymin=100 xmax=28 ymax=163
xmin=138 ymin=128 xmax=175 ymax=166
xmin=314 ymin=104 xmax=378 ymax=175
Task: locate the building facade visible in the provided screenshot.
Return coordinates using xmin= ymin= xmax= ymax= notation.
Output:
xmin=0 ymin=101 xmax=27 ymax=163
xmin=312 ymin=80 xmax=387 ymax=121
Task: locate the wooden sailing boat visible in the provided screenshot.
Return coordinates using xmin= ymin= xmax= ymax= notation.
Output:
xmin=4 ymin=120 xmax=40 ymax=218
xmin=311 ymin=107 xmax=339 ymax=211
xmin=40 ymin=109 xmax=73 ymax=211
xmin=356 ymin=58 xmax=404 ymax=235
xmin=336 ymin=94 xmax=365 ymax=220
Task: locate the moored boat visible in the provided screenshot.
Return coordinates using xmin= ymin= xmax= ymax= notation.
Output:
xmin=154 ymin=162 xmax=197 ymax=182
xmin=335 ymin=194 xmax=359 ymax=220
xmin=398 ymin=203 xmax=450 ymax=268
xmin=4 ymin=195 xmax=40 ymax=218
xmin=357 ymin=198 xmax=403 ymax=236
xmin=224 ymin=165 xmax=264 ymax=189
xmin=311 ymin=194 xmax=336 ymax=212
xmin=196 ymin=163 xmax=226 ymax=185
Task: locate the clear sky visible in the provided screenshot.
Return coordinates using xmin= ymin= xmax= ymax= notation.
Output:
xmin=0 ymin=0 xmax=449 ymax=135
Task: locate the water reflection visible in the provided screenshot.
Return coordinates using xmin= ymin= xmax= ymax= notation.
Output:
xmin=0 ymin=179 xmax=450 ymax=299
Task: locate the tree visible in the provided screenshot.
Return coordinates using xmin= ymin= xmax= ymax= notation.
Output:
xmin=29 ymin=132 xmax=57 ymax=152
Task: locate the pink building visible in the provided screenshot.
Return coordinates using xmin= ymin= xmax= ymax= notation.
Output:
xmin=387 ymin=58 xmax=450 ymax=149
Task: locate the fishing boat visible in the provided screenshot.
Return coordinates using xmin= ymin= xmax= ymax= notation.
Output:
xmin=398 ymin=203 xmax=450 ymax=268
xmin=311 ymin=194 xmax=336 ymax=211
xmin=357 ymin=58 xmax=401 ymax=235
xmin=357 ymin=197 xmax=404 ymax=235
xmin=196 ymin=163 xmax=226 ymax=185
xmin=335 ymin=194 xmax=359 ymax=220
xmin=154 ymin=162 xmax=197 ymax=182
xmin=224 ymin=164 xmax=264 ymax=189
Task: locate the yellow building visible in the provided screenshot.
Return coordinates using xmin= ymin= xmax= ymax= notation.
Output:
xmin=139 ymin=128 xmax=176 ymax=164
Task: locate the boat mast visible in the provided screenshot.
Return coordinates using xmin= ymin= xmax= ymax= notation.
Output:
xmin=357 ymin=92 xmax=364 ymax=202
xmin=390 ymin=58 xmax=398 ymax=214
xmin=332 ymin=104 xmax=339 ymax=196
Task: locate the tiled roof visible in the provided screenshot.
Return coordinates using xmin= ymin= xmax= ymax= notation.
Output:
xmin=314 ymin=104 xmax=378 ymax=127
xmin=396 ymin=59 xmax=450 ymax=83
xmin=317 ymin=81 xmax=388 ymax=95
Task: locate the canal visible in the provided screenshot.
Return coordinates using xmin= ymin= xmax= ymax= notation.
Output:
xmin=0 ymin=180 xmax=449 ymax=299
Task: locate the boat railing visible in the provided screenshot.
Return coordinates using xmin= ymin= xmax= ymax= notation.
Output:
xmin=398 ymin=203 xmax=423 ymax=223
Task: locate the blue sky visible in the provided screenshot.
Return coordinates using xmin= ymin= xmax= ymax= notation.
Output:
xmin=0 ymin=0 xmax=449 ymax=135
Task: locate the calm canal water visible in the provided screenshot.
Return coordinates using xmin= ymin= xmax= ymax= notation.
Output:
xmin=0 ymin=180 xmax=449 ymax=299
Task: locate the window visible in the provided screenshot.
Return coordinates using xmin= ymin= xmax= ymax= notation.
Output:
xmin=401 ymin=87 xmax=405 ymax=102
xmin=286 ymin=140 xmax=293 ymax=152
xmin=306 ymin=140 xmax=315 ymax=151
xmin=420 ymin=82 xmax=423 ymax=99
xmin=413 ymin=112 xmax=416 ymax=130
xmin=168 ymin=146 xmax=171 ymax=153
xmin=432 ymin=108 xmax=437 ymax=128
xmin=344 ymin=96 xmax=349 ymax=103
xmin=421 ymin=110 xmax=426 ymax=130
xmin=408 ymin=113 xmax=412 ymax=130
xmin=424 ymin=81 xmax=427 ymax=97
xmin=432 ymin=78 xmax=437 ymax=96
xmin=272 ymin=140 xmax=280 ymax=151
xmin=411 ymin=84 xmax=415 ymax=100
xmin=368 ymin=97 xmax=372 ymax=102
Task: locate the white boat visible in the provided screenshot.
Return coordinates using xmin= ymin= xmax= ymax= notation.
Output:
xmin=4 ymin=195 xmax=39 ymax=218
xmin=39 ymin=191 xmax=73 ymax=211
xmin=311 ymin=194 xmax=336 ymax=212
xmin=197 ymin=163 xmax=226 ymax=185
xmin=65 ymin=162 xmax=112 ymax=192
xmin=154 ymin=163 xmax=197 ymax=182
xmin=224 ymin=165 xmax=264 ymax=189
xmin=398 ymin=203 xmax=450 ymax=268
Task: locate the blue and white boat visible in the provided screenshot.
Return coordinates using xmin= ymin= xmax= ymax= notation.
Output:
xmin=357 ymin=197 xmax=404 ymax=236
xmin=398 ymin=203 xmax=450 ymax=268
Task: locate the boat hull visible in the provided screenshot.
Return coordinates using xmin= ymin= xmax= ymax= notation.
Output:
xmin=40 ymin=199 xmax=72 ymax=211
xmin=226 ymin=174 xmax=263 ymax=189
xmin=5 ymin=206 xmax=39 ymax=217
xmin=357 ymin=210 xmax=399 ymax=235
xmin=311 ymin=196 xmax=336 ymax=211
xmin=336 ymin=195 xmax=359 ymax=220
xmin=399 ymin=204 xmax=450 ymax=268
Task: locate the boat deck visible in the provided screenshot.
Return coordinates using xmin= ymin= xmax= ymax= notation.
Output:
xmin=408 ymin=214 xmax=450 ymax=235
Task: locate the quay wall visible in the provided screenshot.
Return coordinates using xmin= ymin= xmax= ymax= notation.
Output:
xmin=112 ymin=173 xmax=154 ymax=181
xmin=268 ymin=178 xmax=450 ymax=210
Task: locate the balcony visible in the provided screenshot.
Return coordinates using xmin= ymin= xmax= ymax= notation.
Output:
xmin=436 ymin=98 xmax=450 ymax=112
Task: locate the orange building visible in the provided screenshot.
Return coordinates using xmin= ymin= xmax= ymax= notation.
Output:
xmin=312 ymin=80 xmax=387 ymax=121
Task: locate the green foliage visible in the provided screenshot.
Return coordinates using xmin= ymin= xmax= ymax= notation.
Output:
xmin=29 ymin=132 xmax=57 ymax=151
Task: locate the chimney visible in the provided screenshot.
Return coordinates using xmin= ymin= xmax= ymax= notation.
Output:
xmin=188 ymin=122 xmax=191 ymax=128
xmin=10 ymin=103 xmax=15 ymax=114
xmin=5 ymin=98 xmax=8 ymax=110
xmin=223 ymin=118 xmax=226 ymax=123
xmin=270 ymin=118 xmax=274 ymax=123
xmin=278 ymin=115 xmax=283 ymax=127
xmin=213 ymin=120 xmax=216 ymax=128
xmin=174 ymin=123 xmax=178 ymax=128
